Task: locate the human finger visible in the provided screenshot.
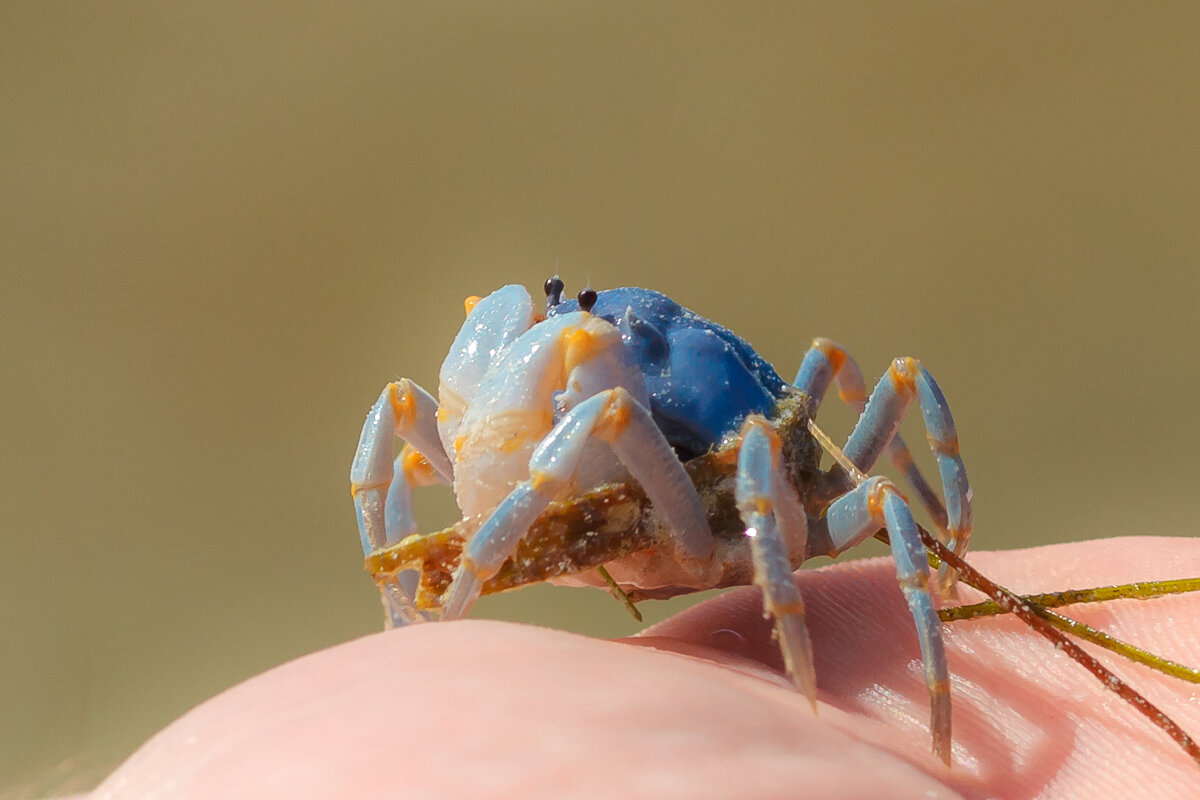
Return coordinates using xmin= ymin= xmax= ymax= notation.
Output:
xmin=644 ymin=536 xmax=1200 ymax=798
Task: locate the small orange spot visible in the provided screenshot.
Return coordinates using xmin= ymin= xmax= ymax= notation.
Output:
xmin=888 ymin=357 xmax=918 ymax=396
xmin=463 ymin=295 xmax=482 ymax=316
xmin=436 ymin=406 xmax=449 ymax=423
xmin=814 ymin=338 xmax=846 ymax=373
xmin=388 ymin=382 xmax=417 ymax=428
xmin=563 ymin=327 xmax=598 ymax=374
xmin=597 ymin=393 xmax=633 ymax=440
xmin=754 ymin=496 xmax=773 ymax=516
xmin=867 ymin=481 xmax=888 ymax=520
xmin=529 ymin=470 xmax=557 ymax=492
xmin=401 ymin=446 xmax=436 ymax=486
xmin=740 ymin=416 xmax=782 ymax=454
xmin=927 ymin=431 xmax=960 ymax=456
xmin=771 ymin=599 xmax=807 ymax=617
xmin=350 ymin=478 xmax=389 ymax=498
xmin=454 ymin=434 xmax=465 ymax=452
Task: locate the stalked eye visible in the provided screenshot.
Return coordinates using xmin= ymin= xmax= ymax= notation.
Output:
xmin=544 ymin=275 xmax=565 ymax=311
xmin=577 ymin=288 xmax=598 ymax=312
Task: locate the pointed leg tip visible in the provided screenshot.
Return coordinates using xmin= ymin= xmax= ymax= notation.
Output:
xmin=441 ymin=569 xmax=482 ymax=621
xmin=782 ymin=645 xmax=820 ymax=714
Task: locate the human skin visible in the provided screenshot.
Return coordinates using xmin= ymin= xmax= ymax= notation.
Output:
xmin=90 ymin=537 xmax=1200 ymax=799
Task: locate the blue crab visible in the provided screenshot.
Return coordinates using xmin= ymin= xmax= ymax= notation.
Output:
xmin=350 ymin=278 xmax=972 ymax=764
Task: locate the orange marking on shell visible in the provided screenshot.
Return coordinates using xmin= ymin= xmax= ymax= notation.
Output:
xmin=928 ymin=432 xmax=961 ymax=456
xmin=463 ymin=295 xmax=482 ymax=316
xmin=814 ymin=338 xmax=846 ymax=373
xmin=754 ymin=496 xmax=773 ymax=516
xmin=388 ymin=381 xmax=417 ymax=428
xmin=529 ymin=469 xmax=558 ymax=492
xmin=888 ymin=357 xmax=919 ymax=396
xmin=563 ymin=326 xmax=599 ymax=374
xmin=401 ymin=445 xmax=437 ymax=486
xmin=454 ymin=434 xmax=465 ymax=452
xmin=769 ymin=599 xmax=806 ymax=617
xmin=596 ymin=393 xmax=633 ymax=441
xmin=866 ymin=480 xmax=889 ymax=520
xmin=741 ymin=416 xmax=783 ymax=457
xmin=350 ymin=478 xmax=389 ymax=498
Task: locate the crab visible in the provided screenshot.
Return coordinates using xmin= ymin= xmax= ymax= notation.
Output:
xmin=350 ymin=278 xmax=973 ymax=764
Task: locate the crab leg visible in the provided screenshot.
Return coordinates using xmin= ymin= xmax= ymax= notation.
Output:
xmin=441 ymin=387 xmax=713 ymax=620
xmin=826 ymin=475 xmax=952 ymax=765
xmin=734 ymin=417 xmax=817 ymax=708
xmin=351 ymin=379 xmax=451 ymax=553
xmin=794 ymin=339 xmax=948 ymax=534
xmin=350 ymin=379 xmax=450 ymax=625
xmin=817 ymin=357 xmax=973 ymax=585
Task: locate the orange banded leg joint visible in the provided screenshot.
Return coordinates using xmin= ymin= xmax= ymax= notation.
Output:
xmin=815 ymin=356 xmax=972 ymax=579
xmin=351 ymin=378 xmax=452 ymax=555
xmin=735 ymin=416 xmax=818 ymax=708
xmin=795 ymin=342 xmax=950 ymax=532
xmin=824 ymin=474 xmax=952 ymax=765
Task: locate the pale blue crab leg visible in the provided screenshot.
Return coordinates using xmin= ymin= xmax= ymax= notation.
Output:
xmin=735 ymin=417 xmax=818 ymax=708
xmin=818 ymin=357 xmax=973 ymax=581
xmin=794 ymin=339 xmax=948 ymax=532
xmin=825 ymin=475 xmax=952 ymax=765
xmin=350 ymin=378 xmax=452 ymax=554
xmin=441 ymin=387 xmax=714 ymax=620
xmin=350 ymin=379 xmax=451 ymax=625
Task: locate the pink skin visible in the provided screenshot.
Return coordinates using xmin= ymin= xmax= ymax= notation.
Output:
xmin=90 ymin=537 xmax=1200 ymax=800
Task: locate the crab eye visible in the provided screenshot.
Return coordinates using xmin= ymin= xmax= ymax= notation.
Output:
xmin=544 ymin=275 xmax=565 ymax=311
xmin=577 ymin=288 xmax=598 ymax=313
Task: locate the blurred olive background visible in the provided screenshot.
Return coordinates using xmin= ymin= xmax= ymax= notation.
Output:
xmin=4 ymin=2 xmax=1200 ymax=793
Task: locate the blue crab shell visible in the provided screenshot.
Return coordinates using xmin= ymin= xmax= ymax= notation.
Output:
xmin=549 ymin=287 xmax=789 ymax=459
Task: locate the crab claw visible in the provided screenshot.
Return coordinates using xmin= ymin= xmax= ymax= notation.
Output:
xmin=436 ymin=284 xmax=535 ymax=454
